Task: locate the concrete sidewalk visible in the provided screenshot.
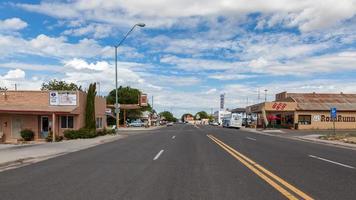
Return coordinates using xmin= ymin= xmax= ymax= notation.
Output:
xmin=0 ymin=134 xmax=125 ymax=172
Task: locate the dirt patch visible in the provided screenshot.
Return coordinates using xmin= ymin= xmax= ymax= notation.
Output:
xmin=319 ymin=133 xmax=356 ymax=144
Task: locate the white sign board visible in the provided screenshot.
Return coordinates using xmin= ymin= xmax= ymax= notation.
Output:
xmin=49 ymin=91 xmax=77 ymax=106
xmin=312 ymin=115 xmax=321 ymax=122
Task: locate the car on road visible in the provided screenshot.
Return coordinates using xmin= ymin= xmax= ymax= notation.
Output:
xmin=167 ymin=122 xmax=174 ymax=126
xmin=128 ymin=120 xmax=145 ymax=127
xmin=210 ymin=122 xmax=219 ymax=126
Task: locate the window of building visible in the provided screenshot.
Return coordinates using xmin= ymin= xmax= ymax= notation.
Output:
xmin=61 ymin=116 xmax=74 ymax=128
xmin=96 ymin=117 xmax=103 ymax=129
xmin=298 ymin=115 xmax=311 ymax=125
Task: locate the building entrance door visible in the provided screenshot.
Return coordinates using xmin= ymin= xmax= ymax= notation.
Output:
xmin=0 ymin=119 xmax=3 ymax=142
xmin=11 ymin=117 xmax=22 ymax=139
xmin=41 ymin=116 xmax=49 ymax=138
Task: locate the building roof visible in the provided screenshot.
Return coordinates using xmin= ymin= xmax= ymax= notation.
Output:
xmin=231 ymin=108 xmax=246 ymax=113
xmin=286 ymin=93 xmax=356 ymax=111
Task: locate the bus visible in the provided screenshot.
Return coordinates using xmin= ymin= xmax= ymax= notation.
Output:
xmin=222 ymin=113 xmax=243 ymax=129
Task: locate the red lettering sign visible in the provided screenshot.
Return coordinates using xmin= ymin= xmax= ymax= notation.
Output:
xmin=272 ymin=103 xmax=287 ymax=111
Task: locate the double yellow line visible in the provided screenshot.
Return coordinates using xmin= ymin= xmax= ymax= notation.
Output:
xmin=207 ymin=134 xmax=313 ymax=200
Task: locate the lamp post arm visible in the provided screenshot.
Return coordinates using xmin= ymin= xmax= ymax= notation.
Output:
xmin=114 ymin=24 xmax=137 ymax=48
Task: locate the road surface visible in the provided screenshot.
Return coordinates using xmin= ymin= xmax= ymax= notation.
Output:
xmin=0 ymin=124 xmax=355 ymax=200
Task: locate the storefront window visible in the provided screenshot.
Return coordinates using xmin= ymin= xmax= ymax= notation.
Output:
xmin=298 ymin=115 xmax=311 ymax=125
xmin=61 ymin=116 xmax=74 ymax=128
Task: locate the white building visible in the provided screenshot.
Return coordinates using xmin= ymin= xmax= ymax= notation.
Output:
xmin=214 ymin=110 xmax=231 ymax=125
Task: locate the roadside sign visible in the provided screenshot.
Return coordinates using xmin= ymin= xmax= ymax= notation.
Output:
xmin=330 ymin=107 xmax=337 ymax=135
xmin=330 ymin=107 xmax=337 ymax=119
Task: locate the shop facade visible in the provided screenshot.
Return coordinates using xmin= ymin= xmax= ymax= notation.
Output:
xmin=246 ymin=92 xmax=356 ymax=130
xmin=0 ymin=90 xmax=106 ymax=143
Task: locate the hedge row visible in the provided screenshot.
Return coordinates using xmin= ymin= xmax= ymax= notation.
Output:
xmin=64 ymin=128 xmax=115 ymax=140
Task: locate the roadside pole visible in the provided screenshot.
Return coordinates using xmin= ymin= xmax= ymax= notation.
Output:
xmin=331 ymin=107 xmax=337 ymax=135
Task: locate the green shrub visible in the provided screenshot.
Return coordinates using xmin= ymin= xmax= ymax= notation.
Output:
xmin=20 ymin=129 xmax=34 ymax=141
xmin=64 ymin=128 xmax=98 ymax=140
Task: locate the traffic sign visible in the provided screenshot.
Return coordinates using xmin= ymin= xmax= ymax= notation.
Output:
xmin=330 ymin=107 xmax=337 ymax=119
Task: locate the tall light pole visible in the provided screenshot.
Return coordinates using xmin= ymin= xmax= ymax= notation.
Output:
xmin=264 ymin=89 xmax=268 ymax=102
xmin=114 ymin=23 xmax=145 ymax=130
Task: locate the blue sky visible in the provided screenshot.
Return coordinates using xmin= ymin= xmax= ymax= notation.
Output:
xmin=0 ymin=0 xmax=356 ymax=117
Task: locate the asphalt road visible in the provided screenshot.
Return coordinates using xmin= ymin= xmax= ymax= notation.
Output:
xmin=0 ymin=124 xmax=355 ymax=200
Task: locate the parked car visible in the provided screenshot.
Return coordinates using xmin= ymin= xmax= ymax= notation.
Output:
xmin=210 ymin=122 xmax=219 ymax=126
xmin=128 ymin=120 xmax=145 ymax=127
xmin=167 ymin=122 xmax=174 ymax=126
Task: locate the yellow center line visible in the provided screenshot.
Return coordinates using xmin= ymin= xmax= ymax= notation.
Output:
xmin=207 ymin=134 xmax=314 ymax=200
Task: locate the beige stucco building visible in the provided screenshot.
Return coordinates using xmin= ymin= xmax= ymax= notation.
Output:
xmin=0 ymin=90 xmax=107 ymax=143
xmin=246 ymin=92 xmax=356 ymax=130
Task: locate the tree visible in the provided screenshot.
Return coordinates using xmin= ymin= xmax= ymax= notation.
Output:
xmin=0 ymin=87 xmax=7 ymax=90
xmin=85 ymin=83 xmax=96 ymax=129
xmin=41 ymin=79 xmax=82 ymax=91
xmin=160 ymin=111 xmax=176 ymax=122
xmin=195 ymin=111 xmax=209 ymax=120
xmin=106 ymin=86 xmax=151 ymax=124
xmin=181 ymin=113 xmax=193 ymax=122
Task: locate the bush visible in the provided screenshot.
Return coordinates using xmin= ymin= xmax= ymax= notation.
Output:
xmin=20 ymin=129 xmax=34 ymax=141
xmin=64 ymin=128 xmax=98 ymax=140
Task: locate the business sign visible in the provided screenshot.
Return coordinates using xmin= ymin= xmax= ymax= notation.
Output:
xmin=312 ymin=115 xmax=321 ymax=122
xmin=330 ymin=107 xmax=337 ymax=119
xmin=105 ymin=108 xmax=112 ymax=114
xmin=220 ymin=94 xmax=225 ymax=110
xmin=49 ymin=91 xmax=77 ymax=106
xmin=140 ymin=94 xmax=148 ymax=106
xmin=321 ymin=115 xmax=355 ymax=122
xmin=272 ymin=102 xmax=287 ymax=111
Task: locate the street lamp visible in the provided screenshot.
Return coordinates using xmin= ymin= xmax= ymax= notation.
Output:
xmin=114 ymin=23 xmax=145 ymax=130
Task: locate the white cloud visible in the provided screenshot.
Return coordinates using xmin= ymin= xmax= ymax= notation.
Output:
xmin=62 ymin=23 xmax=114 ymax=38
xmin=209 ymin=74 xmax=257 ymax=81
xmin=0 ymin=18 xmax=27 ymax=31
xmin=1 ymin=69 xmax=25 ymax=80
xmin=17 ymin=0 xmax=356 ymax=31
xmin=64 ymin=58 xmax=110 ymax=71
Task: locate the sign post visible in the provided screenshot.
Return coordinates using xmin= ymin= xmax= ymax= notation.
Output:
xmin=330 ymin=107 xmax=337 ymax=135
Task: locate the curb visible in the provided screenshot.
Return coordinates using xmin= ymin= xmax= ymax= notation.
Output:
xmin=295 ymin=136 xmax=356 ymax=151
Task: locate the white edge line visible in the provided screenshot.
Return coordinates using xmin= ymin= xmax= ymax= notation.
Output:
xmin=246 ymin=137 xmax=257 ymax=141
xmin=153 ymin=150 xmax=164 ymax=160
xmin=308 ymin=155 xmax=355 ymax=169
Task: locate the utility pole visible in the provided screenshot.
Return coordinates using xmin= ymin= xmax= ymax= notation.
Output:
xmin=96 ymin=82 xmax=100 ymax=96
xmin=14 ymin=83 xmax=17 ymax=91
xmin=257 ymin=88 xmax=260 ymax=103
xmin=264 ymin=89 xmax=268 ymax=102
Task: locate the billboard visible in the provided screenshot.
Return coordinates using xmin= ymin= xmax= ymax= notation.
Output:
xmin=140 ymin=94 xmax=148 ymax=107
xmin=49 ymin=91 xmax=77 ymax=106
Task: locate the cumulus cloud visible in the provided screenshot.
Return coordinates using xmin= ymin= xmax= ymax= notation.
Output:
xmin=0 ymin=18 xmax=28 ymax=31
xmin=1 ymin=69 xmax=25 ymax=80
xmin=64 ymin=58 xmax=110 ymax=71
